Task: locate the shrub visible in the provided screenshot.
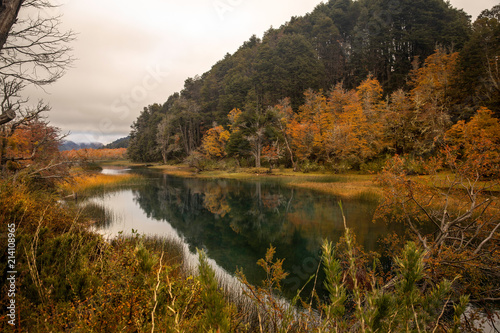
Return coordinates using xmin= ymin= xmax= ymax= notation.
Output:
xmin=300 ymin=160 xmax=324 ymax=173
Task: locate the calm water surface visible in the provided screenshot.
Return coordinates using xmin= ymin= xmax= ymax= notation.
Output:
xmin=85 ymin=167 xmax=403 ymax=299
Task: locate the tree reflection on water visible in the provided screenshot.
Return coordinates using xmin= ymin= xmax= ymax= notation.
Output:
xmin=90 ymin=171 xmax=403 ymax=300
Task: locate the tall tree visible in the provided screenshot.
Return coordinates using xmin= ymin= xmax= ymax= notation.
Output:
xmin=156 ymin=113 xmax=178 ymax=164
xmin=350 ymin=0 xmax=470 ymax=91
xmin=455 ymin=5 xmax=500 ymax=117
xmin=327 ymin=88 xmax=381 ymax=167
xmin=230 ymin=91 xmax=278 ymax=168
xmin=271 ymin=98 xmax=298 ymax=170
xmin=172 ymin=97 xmax=203 ymax=155
xmin=254 ymin=31 xmax=325 ymax=109
xmin=407 ymin=49 xmax=457 ymax=155
xmin=444 ymin=107 xmax=500 ymax=178
xmin=128 ymin=104 xmax=163 ymax=162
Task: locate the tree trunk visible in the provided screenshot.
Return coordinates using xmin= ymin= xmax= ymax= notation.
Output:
xmin=0 ymin=109 xmax=15 ymax=125
xmin=255 ymin=141 xmax=261 ymax=168
xmin=0 ymin=0 xmax=24 ymax=51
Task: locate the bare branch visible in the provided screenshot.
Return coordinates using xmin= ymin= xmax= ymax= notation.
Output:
xmin=0 ymin=0 xmax=24 ymax=51
xmin=0 ymin=108 xmax=15 ymax=125
xmin=473 ymin=221 xmax=500 ymax=255
xmin=0 ymin=3 xmax=75 ymax=86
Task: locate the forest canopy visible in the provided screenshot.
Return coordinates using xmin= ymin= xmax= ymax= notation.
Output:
xmin=128 ymin=0 xmax=499 ymax=171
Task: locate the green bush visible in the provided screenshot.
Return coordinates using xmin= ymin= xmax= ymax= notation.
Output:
xmin=360 ymin=157 xmax=389 ymax=173
xmin=300 ymin=160 xmax=324 ymax=173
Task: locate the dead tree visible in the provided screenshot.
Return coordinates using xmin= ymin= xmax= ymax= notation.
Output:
xmin=0 ymin=108 xmax=15 ymax=125
xmin=0 ymin=0 xmax=24 ymax=51
xmin=0 ymin=1 xmax=74 ymax=125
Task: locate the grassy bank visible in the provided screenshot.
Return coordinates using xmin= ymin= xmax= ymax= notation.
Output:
xmin=0 ymin=178 xmax=241 ymax=331
xmin=151 ymin=164 xmax=383 ymax=202
xmin=62 ymin=171 xmax=143 ymax=197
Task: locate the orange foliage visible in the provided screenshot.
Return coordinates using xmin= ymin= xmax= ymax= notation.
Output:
xmin=261 ymin=143 xmax=279 ymax=166
xmin=61 ymin=148 xmax=127 ymax=161
xmin=227 ymin=108 xmax=242 ymax=129
xmin=285 ymin=80 xmax=386 ymax=167
xmin=410 ymin=49 xmax=459 ymax=108
xmin=444 ymin=107 xmax=500 ymax=178
xmin=287 ymin=89 xmax=328 ymax=161
xmin=356 ymin=74 xmax=385 ymax=121
xmin=5 ymin=119 xmax=60 ymax=165
xmin=201 ymin=125 xmax=230 ymax=159
xmin=203 ymin=183 xmax=231 ymax=217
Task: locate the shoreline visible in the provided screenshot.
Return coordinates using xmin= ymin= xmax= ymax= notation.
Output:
xmin=148 ymin=163 xmax=383 ymax=202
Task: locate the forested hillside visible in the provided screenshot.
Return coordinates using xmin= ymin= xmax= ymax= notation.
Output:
xmin=103 ymin=136 xmax=129 ymax=149
xmin=128 ymin=0 xmax=500 ymax=168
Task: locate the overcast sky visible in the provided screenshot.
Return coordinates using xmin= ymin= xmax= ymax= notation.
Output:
xmin=22 ymin=0 xmax=498 ymax=144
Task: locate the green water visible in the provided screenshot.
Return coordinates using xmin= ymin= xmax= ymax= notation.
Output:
xmin=87 ymin=168 xmax=403 ymax=300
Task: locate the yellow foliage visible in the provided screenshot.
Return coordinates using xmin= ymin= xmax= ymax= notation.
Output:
xmin=201 ymin=125 xmax=230 ymax=159
xmin=444 ymin=107 xmax=500 ymax=178
xmin=63 ymin=173 xmax=138 ymax=194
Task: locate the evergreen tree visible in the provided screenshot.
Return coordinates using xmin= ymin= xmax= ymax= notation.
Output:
xmin=127 ymin=104 xmax=163 ymax=162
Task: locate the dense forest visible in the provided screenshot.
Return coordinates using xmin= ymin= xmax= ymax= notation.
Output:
xmin=128 ymin=0 xmax=500 ymax=170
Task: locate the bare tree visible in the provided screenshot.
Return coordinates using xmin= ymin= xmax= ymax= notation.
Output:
xmin=377 ymin=155 xmax=500 ymax=302
xmin=0 ymin=0 xmax=74 ymax=125
xmin=0 ymin=0 xmax=24 ymax=51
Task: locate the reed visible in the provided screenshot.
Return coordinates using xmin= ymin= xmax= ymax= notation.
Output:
xmin=62 ymin=173 xmax=141 ymax=197
xmin=288 ymin=181 xmax=382 ymax=202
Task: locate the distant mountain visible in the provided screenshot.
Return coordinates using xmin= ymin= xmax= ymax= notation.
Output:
xmin=103 ymin=136 xmax=129 ymax=149
xmin=59 ymin=141 xmax=104 ymax=151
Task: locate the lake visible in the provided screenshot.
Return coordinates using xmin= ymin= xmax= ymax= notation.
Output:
xmin=84 ymin=167 xmax=403 ymax=300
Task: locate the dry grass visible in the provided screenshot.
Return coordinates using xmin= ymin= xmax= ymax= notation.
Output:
xmin=289 ymin=180 xmax=382 ymax=202
xmin=63 ymin=173 xmax=141 ymax=195
xmin=153 ymin=164 xmax=383 ymax=201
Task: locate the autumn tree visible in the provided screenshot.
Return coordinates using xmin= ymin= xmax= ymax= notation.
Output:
xmin=2 ymin=117 xmax=59 ymax=165
xmin=384 ymin=89 xmax=415 ymax=154
xmin=444 ymin=107 xmax=500 ymax=178
xmin=201 ymin=124 xmax=230 ymax=160
xmin=393 ymin=49 xmax=459 ymax=156
xmin=287 ymin=89 xmax=327 ymax=164
xmin=327 ymin=93 xmax=378 ymax=168
xmin=321 ymin=78 xmax=385 ymax=169
xmin=356 ymin=74 xmax=385 ymax=121
xmin=0 ymin=114 xmax=68 ymax=187
xmin=261 ymin=142 xmax=280 ymax=171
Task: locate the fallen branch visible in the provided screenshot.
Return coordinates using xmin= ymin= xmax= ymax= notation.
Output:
xmin=0 ymin=109 xmax=15 ymax=125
